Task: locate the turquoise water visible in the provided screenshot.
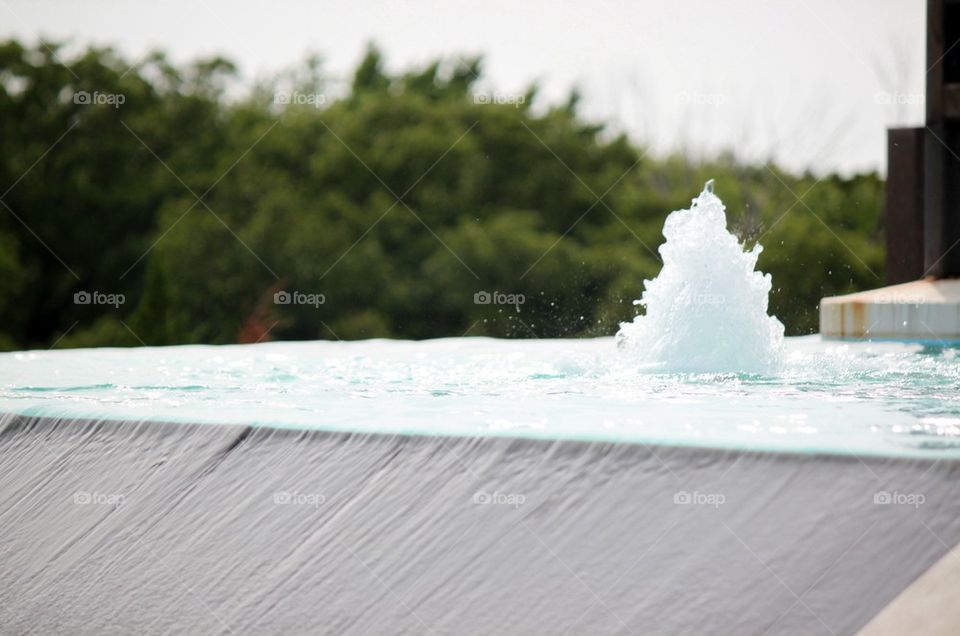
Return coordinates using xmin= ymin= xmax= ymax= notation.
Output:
xmin=2 ymin=336 xmax=960 ymax=457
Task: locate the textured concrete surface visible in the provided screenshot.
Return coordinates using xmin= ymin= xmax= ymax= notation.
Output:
xmin=858 ymin=546 xmax=960 ymax=636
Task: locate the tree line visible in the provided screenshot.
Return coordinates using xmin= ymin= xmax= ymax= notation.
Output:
xmin=0 ymin=40 xmax=884 ymax=349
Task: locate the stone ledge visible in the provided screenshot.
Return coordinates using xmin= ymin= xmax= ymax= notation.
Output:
xmin=820 ymin=279 xmax=960 ymax=341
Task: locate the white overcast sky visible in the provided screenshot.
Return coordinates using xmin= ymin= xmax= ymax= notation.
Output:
xmin=1 ymin=0 xmax=925 ymax=175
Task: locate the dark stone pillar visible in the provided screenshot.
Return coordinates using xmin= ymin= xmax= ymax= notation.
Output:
xmin=886 ymin=128 xmax=925 ymax=284
xmin=923 ymin=0 xmax=960 ymax=276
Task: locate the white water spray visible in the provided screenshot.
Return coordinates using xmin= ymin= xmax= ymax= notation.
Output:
xmin=617 ymin=180 xmax=784 ymax=373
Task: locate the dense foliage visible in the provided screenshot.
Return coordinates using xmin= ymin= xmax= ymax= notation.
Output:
xmin=0 ymin=40 xmax=885 ymax=349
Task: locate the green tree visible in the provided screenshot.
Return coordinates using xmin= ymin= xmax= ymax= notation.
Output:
xmin=0 ymin=40 xmax=886 ymax=349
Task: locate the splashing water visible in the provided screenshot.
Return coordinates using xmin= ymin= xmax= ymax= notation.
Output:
xmin=617 ymin=180 xmax=784 ymax=374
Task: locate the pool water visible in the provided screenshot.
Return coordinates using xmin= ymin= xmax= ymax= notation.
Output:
xmin=2 ymin=335 xmax=959 ymax=457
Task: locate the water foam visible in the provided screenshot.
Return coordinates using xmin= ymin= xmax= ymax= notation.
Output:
xmin=616 ymin=180 xmax=784 ymax=373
